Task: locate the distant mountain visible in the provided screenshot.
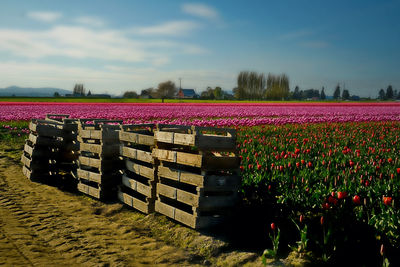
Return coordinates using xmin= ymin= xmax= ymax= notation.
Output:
xmin=0 ymin=86 xmax=72 ymax=97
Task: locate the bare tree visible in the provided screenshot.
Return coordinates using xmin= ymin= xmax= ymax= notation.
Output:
xmin=73 ymin=84 xmax=85 ymax=96
xmin=156 ymin=81 xmax=177 ymax=99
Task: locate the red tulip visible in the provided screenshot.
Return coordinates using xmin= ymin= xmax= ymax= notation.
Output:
xmin=320 ymin=216 xmax=324 ymax=225
xmin=322 ymin=203 xmax=330 ymax=210
xmin=397 ymin=168 xmax=400 ymax=174
xmin=353 ymin=195 xmax=361 ymax=205
xmin=271 ymin=223 xmax=276 ymax=231
xmin=337 ymin=191 xmax=348 ymax=200
xmin=383 ymin=196 xmax=392 ymax=206
xmin=380 ymin=244 xmax=385 ymax=256
xmin=308 ymin=162 xmax=312 ymax=168
xmin=299 ymin=215 xmax=304 ymax=223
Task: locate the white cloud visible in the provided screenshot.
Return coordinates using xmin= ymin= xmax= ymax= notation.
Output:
xmin=182 ymin=3 xmax=219 ymax=20
xmin=74 ymin=16 xmax=105 ymax=27
xmin=0 ymin=25 xmax=207 ymax=65
xmin=27 ymin=11 xmax=62 ymax=22
xmin=133 ymin=20 xmax=201 ymax=36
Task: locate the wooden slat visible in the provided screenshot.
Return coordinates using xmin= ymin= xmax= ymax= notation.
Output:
xmin=78 ymin=156 xmax=117 ymax=170
xmin=76 ymin=168 xmax=102 ymax=184
xmin=121 ymin=175 xmax=154 ymax=198
xmin=119 ymin=131 xmax=154 ymax=146
xmin=120 ymin=146 xmax=153 ymax=163
xmin=28 ymin=133 xmax=62 ymax=147
xmin=157 ymin=166 xmax=241 ymax=190
xmin=153 ymin=149 xmax=239 ymax=170
xmin=157 ymin=183 xmax=236 ymax=209
xmin=77 ymin=182 xmax=101 ymax=199
xmin=155 ymin=200 xmax=224 ymax=229
xmin=118 ymin=191 xmax=154 ymax=214
xmin=125 ymin=160 xmax=155 ymax=180
xmin=79 ymin=142 xmax=119 ymax=156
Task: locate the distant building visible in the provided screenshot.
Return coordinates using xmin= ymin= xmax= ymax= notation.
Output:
xmin=350 ymin=95 xmax=360 ymax=101
xmin=177 ymin=89 xmax=198 ymax=99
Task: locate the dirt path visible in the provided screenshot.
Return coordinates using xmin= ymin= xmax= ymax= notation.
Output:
xmin=0 ymin=154 xmax=203 ymax=266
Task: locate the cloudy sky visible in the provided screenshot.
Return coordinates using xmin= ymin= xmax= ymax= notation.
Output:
xmin=0 ymin=0 xmax=399 ymax=97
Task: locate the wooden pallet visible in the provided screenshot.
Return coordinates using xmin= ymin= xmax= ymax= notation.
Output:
xmin=79 ymin=142 xmax=120 ymax=157
xmin=124 ymin=159 xmax=155 ymax=180
xmin=156 ymin=182 xmax=236 ymax=211
xmin=120 ymin=146 xmax=153 ymax=164
xmin=153 ymin=148 xmax=239 ymax=170
xmin=77 ymin=156 xmax=119 ymax=171
xmin=23 ymin=143 xmax=58 ymax=158
xmin=29 ymin=120 xmax=65 ymax=138
xmin=28 ymin=133 xmax=63 ymax=147
xmin=77 ymin=181 xmax=103 ymax=199
xmin=22 ymin=165 xmax=58 ymax=180
xmin=155 ymin=124 xmax=236 ymax=151
xmin=78 ymin=128 xmax=119 ymax=142
xmin=20 ymin=154 xmax=51 ymax=170
xmin=118 ymin=189 xmax=154 ymax=214
xmin=155 ymin=199 xmax=225 ymax=229
xmin=76 ymin=168 xmax=120 ymax=184
xmin=157 ymin=165 xmax=240 ymax=191
xmin=119 ymin=124 xmax=155 ymax=147
xmin=121 ymin=174 xmax=155 ymax=198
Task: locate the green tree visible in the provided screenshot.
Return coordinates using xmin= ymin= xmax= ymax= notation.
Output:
xmin=87 ymin=90 xmax=92 ymax=96
xmin=342 ymin=89 xmax=350 ymax=100
xmin=293 ymin=86 xmax=301 ymax=100
xmin=213 ymin=86 xmax=223 ymax=99
xmin=157 ymin=81 xmax=177 ymax=99
xmin=386 ymin=85 xmax=394 ymax=99
xmin=379 ymin=88 xmax=386 ymax=100
xmin=123 ymin=91 xmax=139 ymax=98
xmin=333 ymin=84 xmax=341 ymax=99
xmin=73 ymin=84 xmax=85 ymax=96
xmin=265 ymin=73 xmax=290 ymax=100
xmin=320 ymin=87 xmax=326 ymax=100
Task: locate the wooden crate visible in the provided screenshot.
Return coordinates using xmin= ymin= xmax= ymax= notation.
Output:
xmin=155 ymin=198 xmax=226 ymax=229
xmin=22 ymin=165 xmax=58 ymax=180
xmin=156 ymin=182 xmax=236 ymax=211
xmin=119 ymin=124 xmax=155 ymax=147
xmin=153 ymin=148 xmax=239 ymax=170
xmin=28 ymin=133 xmax=63 ymax=147
xmin=155 ymin=124 xmax=236 ymax=151
xmin=120 ymin=146 xmax=153 ymax=163
xmin=29 ymin=120 xmax=65 ymax=138
xmin=158 ymin=165 xmax=240 ymax=191
xmin=118 ymin=188 xmax=154 ymax=214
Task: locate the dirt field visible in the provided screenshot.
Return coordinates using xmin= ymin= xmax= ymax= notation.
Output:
xmin=0 ymin=145 xmax=264 ymax=267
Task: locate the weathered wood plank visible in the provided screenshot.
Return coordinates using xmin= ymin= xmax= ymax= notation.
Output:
xmin=77 ymin=182 xmax=101 ymax=199
xmin=157 ymin=166 xmax=241 ymax=190
xmin=120 ymin=146 xmax=153 ymax=163
xmin=125 ymin=160 xmax=155 ymax=180
xmin=118 ymin=191 xmax=154 ymax=214
xmin=155 ymin=200 xmax=224 ymax=229
xmin=153 ymin=149 xmax=239 ymax=170
xmin=121 ymin=174 xmax=154 ymax=197
xmin=157 ymin=183 xmax=236 ymax=209
xmin=119 ymin=131 xmax=154 ymax=146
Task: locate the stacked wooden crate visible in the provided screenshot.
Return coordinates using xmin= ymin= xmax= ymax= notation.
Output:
xmin=21 ymin=119 xmax=65 ymax=180
xmin=118 ymin=124 xmax=157 ymax=214
xmin=153 ymin=124 xmax=241 ymax=229
xmin=44 ymin=114 xmax=79 ymax=181
xmin=75 ymin=119 xmax=122 ymax=199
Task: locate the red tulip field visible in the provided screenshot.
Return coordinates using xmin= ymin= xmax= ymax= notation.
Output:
xmin=0 ymin=102 xmax=399 ymax=266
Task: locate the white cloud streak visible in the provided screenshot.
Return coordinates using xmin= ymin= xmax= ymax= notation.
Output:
xmin=182 ymin=3 xmax=219 ymax=20
xmin=133 ymin=20 xmax=201 ymax=36
xmin=27 ymin=11 xmax=62 ymax=22
xmin=0 ymin=25 xmax=207 ymax=65
xmin=74 ymin=16 xmax=105 ymax=27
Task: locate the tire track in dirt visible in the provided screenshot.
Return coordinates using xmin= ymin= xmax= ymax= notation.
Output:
xmin=0 ymin=155 xmax=202 ymax=266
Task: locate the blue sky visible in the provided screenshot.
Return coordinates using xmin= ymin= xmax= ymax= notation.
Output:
xmin=0 ymin=0 xmax=399 ymax=97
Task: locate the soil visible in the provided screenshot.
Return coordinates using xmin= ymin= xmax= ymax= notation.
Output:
xmin=0 ymin=146 xmax=266 ymax=266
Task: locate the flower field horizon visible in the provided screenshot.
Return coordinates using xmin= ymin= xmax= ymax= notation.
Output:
xmin=1 ymin=102 xmax=400 ymax=126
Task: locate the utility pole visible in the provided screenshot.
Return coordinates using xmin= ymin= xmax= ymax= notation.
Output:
xmin=179 ymin=78 xmax=182 ymax=90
